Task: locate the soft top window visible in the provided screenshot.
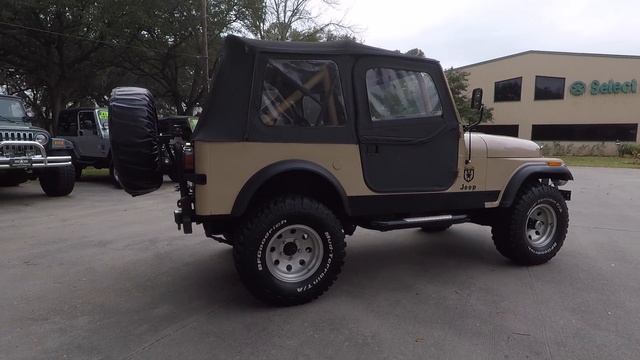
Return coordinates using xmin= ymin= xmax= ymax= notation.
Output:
xmin=365 ymin=68 xmax=442 ymax=121
xmin=260 ymin=59 xmax=347 ymax=127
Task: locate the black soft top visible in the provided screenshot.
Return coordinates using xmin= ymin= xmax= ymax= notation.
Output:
xmin=236 ymin=36 xmax=439 ymax=61
xmin=193 ymin=35 xmax=443 ymax=143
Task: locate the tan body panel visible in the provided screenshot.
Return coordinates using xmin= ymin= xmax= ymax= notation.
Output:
xmin=193 ymin=133 xmax=526 ymax=216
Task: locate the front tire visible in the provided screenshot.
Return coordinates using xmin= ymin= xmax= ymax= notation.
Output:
xmin=39 ymin=165 xmax=75 ymax=197
xmin=233 ymin=195 xmax=346 ymax=306
xmin=492 ymin=183 xmax=568 ymax=265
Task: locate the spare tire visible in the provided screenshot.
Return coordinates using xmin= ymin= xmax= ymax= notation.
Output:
xmin=108 ymin=87 xmax=163 ymax=196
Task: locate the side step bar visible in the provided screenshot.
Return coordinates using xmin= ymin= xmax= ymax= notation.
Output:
xmin=368 ymin=214 xmax=469 ymax=232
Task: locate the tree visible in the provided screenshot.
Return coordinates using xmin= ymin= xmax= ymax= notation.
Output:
xmin=0 ymin=0 xmax=142 ymax=130
xmin=402 ymin=49 xmax=493 ymax=125
xmin=445 ymin=67 xmax=493 ymax=125
xmin=404 ymin=48 xmax=425 ymax=58
xmin=241 ymin=0 xmax=353 ymax=41
xmin=114 ymin=0 xmax=246 ymax=115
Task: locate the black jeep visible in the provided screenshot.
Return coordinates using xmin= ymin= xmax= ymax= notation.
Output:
xmin=0 ymin=95 xmax=75 ymax=196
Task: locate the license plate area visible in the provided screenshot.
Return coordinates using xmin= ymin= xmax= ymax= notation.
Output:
xmin=9 ymin=158 xmax=33 ymax=168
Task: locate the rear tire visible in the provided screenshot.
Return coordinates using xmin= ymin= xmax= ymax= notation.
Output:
xmin=233 ymin=195 xmax=346 ymax=306
xmin=492 ymin=183 xmax=568 ymax=265
xmin=39 ymin=166 xmax=75 ymax=197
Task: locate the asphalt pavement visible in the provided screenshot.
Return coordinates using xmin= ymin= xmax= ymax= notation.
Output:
xmin=1 ymin=167 xmax=639 ymax=360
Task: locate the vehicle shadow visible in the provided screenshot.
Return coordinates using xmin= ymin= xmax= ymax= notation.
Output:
xmin=164 ymin=227 xmax=516 ymax=311
xmin=0 ymin=184 xmax=47 ymax=201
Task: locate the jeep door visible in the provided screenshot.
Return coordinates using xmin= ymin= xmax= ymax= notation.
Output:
xmin=354 ymin=57 xmax=460 ymax=193
xmin=77 ymin=110 xmax=103 ymax=158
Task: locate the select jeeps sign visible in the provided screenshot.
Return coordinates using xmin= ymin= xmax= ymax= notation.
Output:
xmin=570 ymin=79 xmax=637 ymax=96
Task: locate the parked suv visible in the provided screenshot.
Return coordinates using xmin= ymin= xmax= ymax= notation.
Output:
xmin=56 ymin=108 xmax=116 ymax=182
xmin=109 ymin=36 xmax=573 ymax=305
xmin=0 ymin=94 xmax=75 ymax=196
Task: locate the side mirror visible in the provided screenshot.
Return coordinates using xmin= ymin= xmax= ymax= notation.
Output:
xmin=470 ymin=88 xmax=483 ymax=110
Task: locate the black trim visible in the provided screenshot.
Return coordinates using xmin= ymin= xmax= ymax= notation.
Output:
xmin=185 ymin=173 xmax=206 ymax=185
xmin=368 ymin=215 xmax=468 ymax=231
xmin=531 ymin=123 xmax=638 ymax=142
xmin=231 ymin=160 xmax=350 ymax=216
xmin=500 ymin=165 xmax=574 ymax=208
xmin=348 ymin=191 xmax=500 ymax=217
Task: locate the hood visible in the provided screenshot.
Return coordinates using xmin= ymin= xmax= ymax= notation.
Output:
xmin=476 ymin=133 xmax=541 ymax=158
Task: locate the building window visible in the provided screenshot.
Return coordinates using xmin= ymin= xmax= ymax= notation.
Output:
xmin=473 ymin=124 xmax=519 ymax=137
xmin=365 ymin=68 xmax=442 ymax=121
xmin=535 ymin=76 xmax=565 ymax=100
xmin=494 ymin=77 xmax=522 ymax=102
xmin=531 ymin=123 xmax=638 ymax=141
xmin=260 ymin=59 xmax=347 ymax=127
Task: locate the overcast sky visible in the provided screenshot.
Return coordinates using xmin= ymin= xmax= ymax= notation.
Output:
xmin=326 ymin=0 xmax=640 ymax=68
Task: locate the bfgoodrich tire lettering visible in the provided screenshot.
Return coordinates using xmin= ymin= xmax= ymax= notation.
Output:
xmin=492 ymin=183 xmax=569 ymax=265
xmin=233 ymin=195 xmax=346 ymax=306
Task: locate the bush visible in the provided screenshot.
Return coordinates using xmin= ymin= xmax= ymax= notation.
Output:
xmin=617 ymin=143 xmax=640 ymax=157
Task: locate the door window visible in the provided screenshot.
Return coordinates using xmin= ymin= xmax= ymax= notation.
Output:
xmin=57 ymin=111 xmax=78 ymax=136
xmin=259 ymin=59 xmax=347 ymax=127
xmin=78 ymin=111 xmax=96 ymax=133
xmin=365 ymin=68 xmax=442 ymax=122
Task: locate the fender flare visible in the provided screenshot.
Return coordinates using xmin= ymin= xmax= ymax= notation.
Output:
xmin=500 ymin=164 xmax=574 ymax=208
xmin=231 ymin=160 xmax=350 ymax=217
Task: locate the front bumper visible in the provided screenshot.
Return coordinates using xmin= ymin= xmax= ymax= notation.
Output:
xmin=0 ymin=140 xmax=72 ymax=169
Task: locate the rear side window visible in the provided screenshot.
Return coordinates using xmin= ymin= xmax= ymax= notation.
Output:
xmin=365 ymin=68 xmax=442 ymax=121
xmin=260 ymin=59 xmax=347 ymax=127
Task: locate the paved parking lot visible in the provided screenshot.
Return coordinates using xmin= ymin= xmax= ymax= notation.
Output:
xmin=1 ymin=167 xmax=639 ymax=359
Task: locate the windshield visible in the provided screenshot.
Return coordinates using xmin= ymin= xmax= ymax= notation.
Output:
xmin=0 ymin=97 xmax=27 ymax=123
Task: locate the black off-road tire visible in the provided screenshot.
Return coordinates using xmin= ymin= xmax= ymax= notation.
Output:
xmin=109 ymin=164 xmax=122 ymax=188
xmin=39 ymin=165 xmax=75 ymax=197
xmin=109 ymin=87 xmax=163 ymax=196
xmin=492 ymin=183 xmax=569 ymax=265
xmin=233 ymin=195 xmax=346 ymax=306
xmin=421 ymin=224 xmax=452 ymax=233
xmin=74 ymin=164 xmax=83 ymax=180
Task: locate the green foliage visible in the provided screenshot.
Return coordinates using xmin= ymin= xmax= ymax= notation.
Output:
xmin=445 ymin=67 xmax=493 ymax=125
xmin=240 ymin=0 xmax=353 ymax=41
xmin=0 ymin=0 xmax=351 ymax=130
xmin=404 ymin=48 xmax=425 ymax=58
xmin=617 ymin=143 xmax=640 ymax=158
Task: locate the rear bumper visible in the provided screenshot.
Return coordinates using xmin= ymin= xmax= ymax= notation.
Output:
xmin=0 ymin=140 xmax=72 ymax=169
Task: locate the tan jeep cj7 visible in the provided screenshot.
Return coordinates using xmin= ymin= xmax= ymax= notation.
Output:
xmin=108 ymin=36 xmax=573 ymax=305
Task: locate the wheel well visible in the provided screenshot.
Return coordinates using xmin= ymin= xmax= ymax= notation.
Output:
xmin=500 ymin=166 xmax=573 ymax=208
xmin=242 ymin=170 xmax=349 ymax=220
